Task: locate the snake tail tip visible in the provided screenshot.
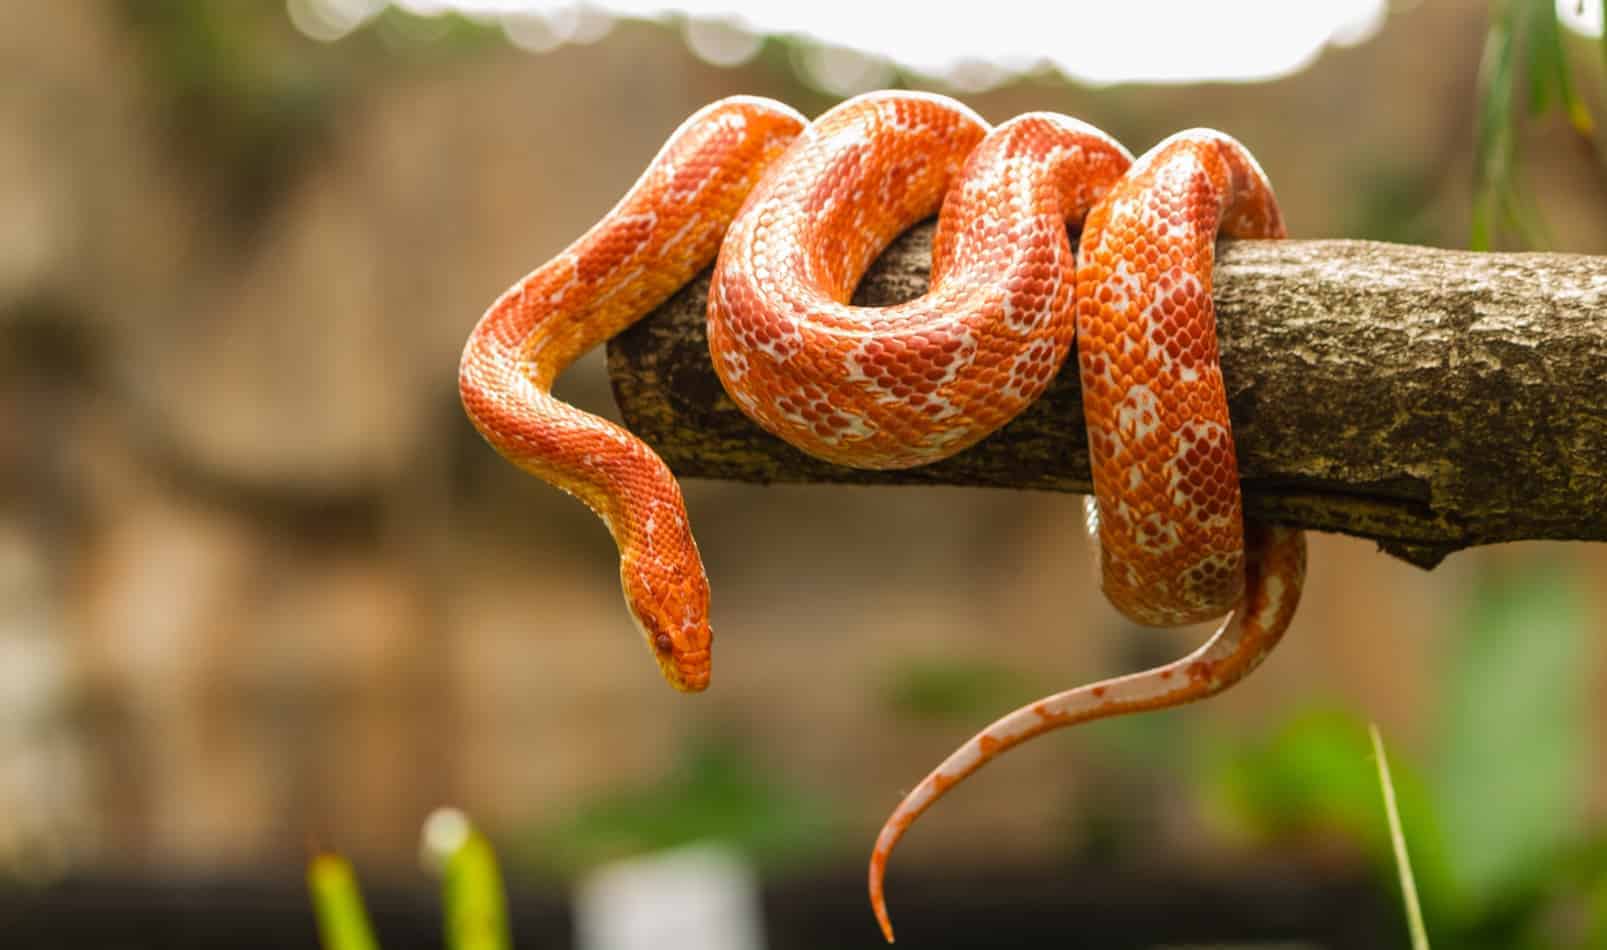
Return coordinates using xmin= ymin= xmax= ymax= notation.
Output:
xmin=871 ymin=886 xmax=895 ymax=943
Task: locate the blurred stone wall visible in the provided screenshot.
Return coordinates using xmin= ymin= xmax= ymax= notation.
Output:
xmin=1 ymin=0 xmax=1603 ymax=875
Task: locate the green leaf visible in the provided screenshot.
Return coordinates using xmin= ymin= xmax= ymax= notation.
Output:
xmin=1526 ymin=0 xmax=1595 ymax=132
xmin=1433 ymin=562 xmax=1590 ymax=909
xmin=1525 ymin=0 xmax=1559 ymax=116
xmin=1372 ymin=724 xmax=1432 ymax=950
xmin=1592 ymin=863 xmax=1607 ymax=946
xmin=307 ymin=852 xmax=381 ymax=950
xmin=1473 ymin=4 xmax=1518 ymax=249
xmin=1470 ymin=0 xmax=1603 ymax=247
xmin=1201 ymin=708 xmax=1456 ymax=928
xmin=519 ymin=737 xmax=840 ymax=878
xmin=438 ymin=821 xmax=513 ymax=950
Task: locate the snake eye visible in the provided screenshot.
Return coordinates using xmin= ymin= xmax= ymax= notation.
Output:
xmin=653 ymin=633 xmax=673 ymax=654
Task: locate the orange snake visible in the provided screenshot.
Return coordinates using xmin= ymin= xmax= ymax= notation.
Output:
xmin=458 ymin=91 xmax=1307 ymax=942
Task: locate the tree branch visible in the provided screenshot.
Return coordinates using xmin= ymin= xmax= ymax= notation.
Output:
xmin=606 ymin=224 xmax=1607 ymax=568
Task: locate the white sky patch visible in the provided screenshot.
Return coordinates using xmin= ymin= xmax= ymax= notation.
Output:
xmin=293 ymin=0 xmax=1392 ymax=90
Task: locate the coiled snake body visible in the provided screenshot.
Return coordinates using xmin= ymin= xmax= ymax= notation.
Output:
xmin=459 ymin=91 xmax=1307 ymax=941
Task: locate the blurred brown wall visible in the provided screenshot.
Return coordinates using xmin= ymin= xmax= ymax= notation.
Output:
xmin=0 ymin=0 xmax=1603 ymax=874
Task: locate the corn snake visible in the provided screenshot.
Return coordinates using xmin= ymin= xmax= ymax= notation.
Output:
xmin=457 ymin=91 xmax=1306 ymax=942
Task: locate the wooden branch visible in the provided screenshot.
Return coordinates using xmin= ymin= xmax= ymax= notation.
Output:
xmin=606 ymin=224 xmax=1607 ymax=568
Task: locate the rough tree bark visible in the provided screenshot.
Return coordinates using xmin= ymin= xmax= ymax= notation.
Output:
xmin=606 ymin=224 xmax=1607 ymax=569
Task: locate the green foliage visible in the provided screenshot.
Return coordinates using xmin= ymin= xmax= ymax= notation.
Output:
xmin=439 ymin=823 xmax=513 ymax=950
xmin=311 ymin=813 xmax=514 ymax=950
xmin=1592 ymin=868 xmax=1607 ymax=945
xmin=118 ymin=1 xmax=343 ymax=222
xmin=879 ymin=655 xmax=1033 ymax=724
xmin=1346 ymin=164 xmax=1444 ymax=246
xmin=1432 ymin=561 xmax=1590 ymax=909
xmin=1472 ymin=0 xmax=1603 ymax=249
xmin=1203 ymin=560 xmax=1605 ymax=949
xmin=307 ymin=852 xmax=381 ymax=950
xmin=309 ymin=744 xmax=837 ymax=948
xmin=1372 ymin=724 xmax=1431 ymax=950
xmin=517 ymin=737 xmax=841 ymax=878
xmin=115 ymin=2 xmax=499 ymax=224
xmin=1204 ymin=707 xmax=1456 ymax=930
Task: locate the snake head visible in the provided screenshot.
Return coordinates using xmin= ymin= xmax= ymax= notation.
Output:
xmin=620 ymin=539 xmax=713 ymax=693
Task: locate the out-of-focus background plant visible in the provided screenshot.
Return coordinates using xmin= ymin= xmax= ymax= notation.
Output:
xmin=1207 ymin=562 xmax=1605 ymax=948
xmin=1 ymin=1 xmax=1604 ymax=947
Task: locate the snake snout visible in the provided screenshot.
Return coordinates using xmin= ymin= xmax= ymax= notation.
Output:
xmin=673 ymin=647 xmax=711 ymax=692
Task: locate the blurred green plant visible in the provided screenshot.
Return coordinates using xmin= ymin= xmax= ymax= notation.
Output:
xmin=309 ymin=810 xmax=512 ymax=950
xmin=1204 ymin=707 xmax=1457 ymax=929
xmin=1204 ymin=560 xmax=1606 ymax=949
xmin=1472 ymin=0 xmax=1605 ymax=249
xmin=116 ymin=2 xmax=502 ymax=224
xmin=428 ymin=811 xmax=514 ymax=950
xmin=119 ymin=1 xmax=344 ymax=222
xmin=1435 ymin=559 xmax=1592 ymax=909
xmin=1372 ymin=723 xmax=1431 ymax=950
xmin=515 ymin=736 xmax=842 ymax=879
xmin=308 ymin=851 xmax=381 ymax=950
xmin=1345 ymin=163 xmax=1445 ymax=246
xmin=879 ymin=655 xmax=1034 ymax=724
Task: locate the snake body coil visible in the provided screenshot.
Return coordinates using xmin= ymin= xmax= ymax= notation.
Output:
xmin=458 ymin=91 xmax=1306 ymax=943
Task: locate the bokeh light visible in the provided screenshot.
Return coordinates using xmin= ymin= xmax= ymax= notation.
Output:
xmin=289 ymin=0 xmax=1393 ymax=91
xmin=1559 ymin=0 xmax=1604 ymax=36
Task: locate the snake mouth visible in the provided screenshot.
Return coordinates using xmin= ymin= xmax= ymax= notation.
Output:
xmin=672 ymin=649 xmax=711 ymax=692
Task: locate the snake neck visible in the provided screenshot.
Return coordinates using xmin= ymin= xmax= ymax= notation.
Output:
xmin=457 ymin=97 xmax=806 ymax=692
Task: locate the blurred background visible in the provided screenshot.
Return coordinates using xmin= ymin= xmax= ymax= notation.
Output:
xmin=1 ymin=1 xmax=1605 ymax=947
